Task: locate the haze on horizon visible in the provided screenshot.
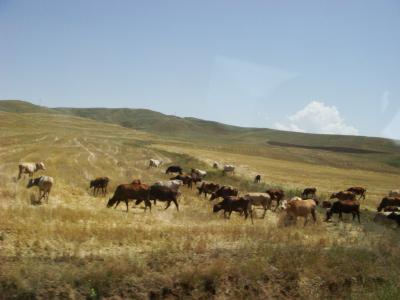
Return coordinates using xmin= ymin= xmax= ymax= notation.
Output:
xmin=1 ymin=0 xmax=399 ymax=139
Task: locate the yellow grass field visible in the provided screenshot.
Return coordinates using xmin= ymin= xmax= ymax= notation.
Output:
xmin=1 ymin=111 xmax=400 ymax=299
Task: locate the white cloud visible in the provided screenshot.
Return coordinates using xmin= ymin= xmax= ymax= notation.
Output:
xmin=274 ymin=101 xmax=359 ymax=135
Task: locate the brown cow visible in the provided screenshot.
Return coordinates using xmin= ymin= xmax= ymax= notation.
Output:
xmin=170 ymin=175 xmax=193 ymax=189
xmin=326 ymin=200 xmax=360 ymax=223
xmin=210 ymin=186 xmax=238 ymax=201
xmin=107 ymin=181 xmax=150 ymax=212
xmin=197 ymin=182 xmax=220 ymax=198
xmin=347 ymin=187 xmax=366 ymax=200
xmin=283 ymin=199 xmax=317 ymax=226
xmin=266 ymin=188 xmax=285 ymax=211
xmin=90 ymin=177 xmax=109 ymax=196
xmin=377 ymin=197 xmax=400 ymax=212
xmin=330 ymin=191 xmax=356 ymax=201
xmin=139 ymin=184 xmax=179 ymax=211
xmin=301 ymin=187 xmax=317 ymax=199
xmin=254 ymin=175 xmax=261 ymax=183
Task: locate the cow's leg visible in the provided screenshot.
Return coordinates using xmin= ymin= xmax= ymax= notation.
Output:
xmin=125 ymin=200 xmax=129 ymax=212
xmin=165 ymin=201 xmax=171 ymax=210
xmin=311 ymin=209 xmax=316 ymax=223
xmin=357 ymin=211 xmax=361 ymax=223
xmin=262 ymin=205 xmax=267 ymax=218
xmin=228 ymin=210 xmax=232 ymax=219
xmin=173 ymin=199 xmax=179 ymax=211
xmin=144 ymin=200 xmax=152 ymax=212
xmin=273 ymin=200 xmax=279 ymax=212
xmin=114 ymin=200 xmax=120 ymax=209
xmin=339 ymin=212 xmax=343 ymax=221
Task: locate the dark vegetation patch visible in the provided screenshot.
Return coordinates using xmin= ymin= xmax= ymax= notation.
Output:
xmin=268 ymin=141 xmax=385 ymax=154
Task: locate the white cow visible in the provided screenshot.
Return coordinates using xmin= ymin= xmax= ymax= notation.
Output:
xmin=213 ymin=162 xmax=220 ymax=169
xmin=149 ymin=159 xmax=163 ymax=168
xmin=27 ymin=175 xmax=54 ymax=203
xmin=223 ymin=165 xmax=235 ymax=174
xmin=18 ymin=162 xmax=45 ymax=179
xmin=153 ymin=180 xmax=183 ymax=192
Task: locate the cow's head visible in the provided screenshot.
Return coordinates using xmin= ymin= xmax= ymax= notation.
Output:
xmin=213 ymin=203 xmax=222 ymax=213
xmin=131 ymin=179 xmax=141 ymax=185
xmin=36 ymin=162 xmax=45 ymax=170
xmin=26 ymin=178 xmax=40 ymax=188
xmin=107 ymin=197 xmax=117 ymax=208
xmin=210 ymin=192 xmax=218 ymax=201
xmin=90 ymin=180 xmax=95 ymax=188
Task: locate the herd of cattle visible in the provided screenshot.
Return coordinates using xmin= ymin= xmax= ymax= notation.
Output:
xmin=16 ymin=160 xmax=400 ymax=226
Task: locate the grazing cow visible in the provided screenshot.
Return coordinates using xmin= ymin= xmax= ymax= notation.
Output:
xmin=213 ymin=162 xmax=219 ymax=169
xmin=27 ymin=176 xmax=54 ymax=203
xmin=149 ymin=159 xmax=163 ymax=168
xmin=191 ymin=168 xmax=207 ymax=178
xmin=389 ymin=190 xmax=400 ymax=198
xmin=347 ymin=187 xmax=366 ymax=200
xmin=165 ymin=165 xmax=183 ymax=175
xmin=222 ymin=165 xmax=235 ymax=175
xmin=254 ymin=175 xmax=261 ymax=184
xmin=213 ymin=196 xmax=253 ymax=223
xmin=301 ymin=187 xmax=317 ymax=199
xmin=330 ymin=191 xmax=356 ymax=201
xmin=107 ymin=182 xmax=150 ymax=212
xmin=266 ymin=188 xmax=285 ymax=211
xmin=387 ymin=213 xmax=400 ymax=226
xmin=90 ymin=177 xmax=109 ymax=196
xmin=197 ymin=182 xmax=220 ymax=198
xmin=190 ymin=172 xmax=203 ymax=185
xmin=154 ymin=180 xmax=183 ymax=193
xmin=243 ymin=193 xmax=271 ymax=218
xmin=326 ymin=200 xmax=360 ymax=223
xmin=383 ymin=206 xmax=400 ymax=212
xmin=210 ymin=185 xmax=239 ymax=201
xmin=144 ymin=185 xmax=179 ymax=211
xmin=377 ymin=197 xmax=400 ymax=212
xmin=170 ymin=175 xmax=193 ymax=189
xmin=321 ymin=201 xmax=332 ymax=209
xmin=283 ymin=199 xmax=317 ymax=226
xmin=18 ymin=162 xmax=45 ymax=179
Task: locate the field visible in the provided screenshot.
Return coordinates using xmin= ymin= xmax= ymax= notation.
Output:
xmin=1 ymin=108 xmax=400 ymax=299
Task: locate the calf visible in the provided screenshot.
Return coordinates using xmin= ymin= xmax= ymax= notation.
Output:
xmin=330 ymin=191 xmax=356 ymax=201
xmin=107 ymin=182 xmax=150 ymax=212
xmin=347 ymin=186 xmax=366 ymax=200
xmin=266 ymin=188 xmax=285 ymax=211
xmin=213 ymin=162 xmax=219 ymax=169
xmin=254 ymin=175 xmax=261 ymax=184
xmin=165 ymin=165 xmax=183 ymax=175
xmin=301 ymin=187 xmax=317 ymax=199
xmin=326 ymin=200 xmax=360 ymax=223
xmin=197 ymin=182 xmax=220 ymax=198
xmin=213 ymin=196 xmax=252 ymax=223
xmin=210 ymin=185 xmax=239 ymax=201
xmin=90 ymin=177 xmax=109 ymax=196
xmin=18 ymin=162 xmax=45 ymax=179
xmin=170 ymin=175 xmax=193 ymax=189
xmin=377 ymin=197 xmax=400 ymax=212
xmin=27 ymin=176 xmax=54 ymax=203
xmin=149 ymin=159 xmax=163 ymax=168
xmin=222 ymin=165 xmax=235 ymax=175
xmin=243 ymin=193 xmax=271 ymax=218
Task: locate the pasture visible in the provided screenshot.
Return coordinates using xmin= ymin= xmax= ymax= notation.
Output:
xmin=1 ymin=111 xmax=400 ymax=299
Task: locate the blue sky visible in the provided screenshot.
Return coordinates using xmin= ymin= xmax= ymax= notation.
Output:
xmin=1 ymin=0 xmax=399 ymax=138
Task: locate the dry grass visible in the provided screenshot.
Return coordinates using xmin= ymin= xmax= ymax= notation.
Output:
xmin=1 ymin=112 xmax=400 ymax=299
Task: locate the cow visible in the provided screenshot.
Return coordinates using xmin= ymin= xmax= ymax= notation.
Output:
xmin=266 ymin=188 xmax=285 ymax=211
xmin=190 ymin=172 xmax=203 ymax=185
xmin=90 ymin=177 xmax=109 ymax=196
xmin=373 ymin=212 xmax=399 ymax=227
xmin=222 ymin=165 xmax=235 ymax=175
xmin=165 ymin=165 xmax=183 ymax=175
xmin=326 ymin=200 xmax=360 ymax=223
xmin=301 ymin=187 xmax=317 ymax=199
xmin=18 ymin=162 xmax=46 ymax=179
xmin=144 ymin=184 xmax=179 ymax=211
xmin=213 ymin=162 xmax=219 ymax=169
xmin=389 ymin=190 xmax=400 ymax=198
xmin=107 ymin=181 xmax=150 ymax=212
xmin=254 ymin=175 xmax=261 ymax=184
xmin=197 ymin=182 xmax=220 ymax=198
xmin=347 ymin=187 xmax=366 ymax=200
xmin=330 ymin=191 xmax=356 ymax=201
xmin=282 ymin=199 xmax=317 ymax=226
xmin=210 ymin=185 xmax=239 ymax=201
xmin=153 ymin=180 xmax=183 ymax=193
xmin=191 ymin=168 xmax=207 ymax=178
xmin=27 ymin=176 xmax=54 ymax=203
xmin=149 ymin=159 xmax=163 ymax=168
xmin=170 ymin=175 xmax=193 ymax=189
xmin=377 ymin=197 xmax=400 ymax=212
xmin=243 ymin=193 xmax=271 ymax=218
xmin=213 ymin=196 xmax=253 ymax=223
